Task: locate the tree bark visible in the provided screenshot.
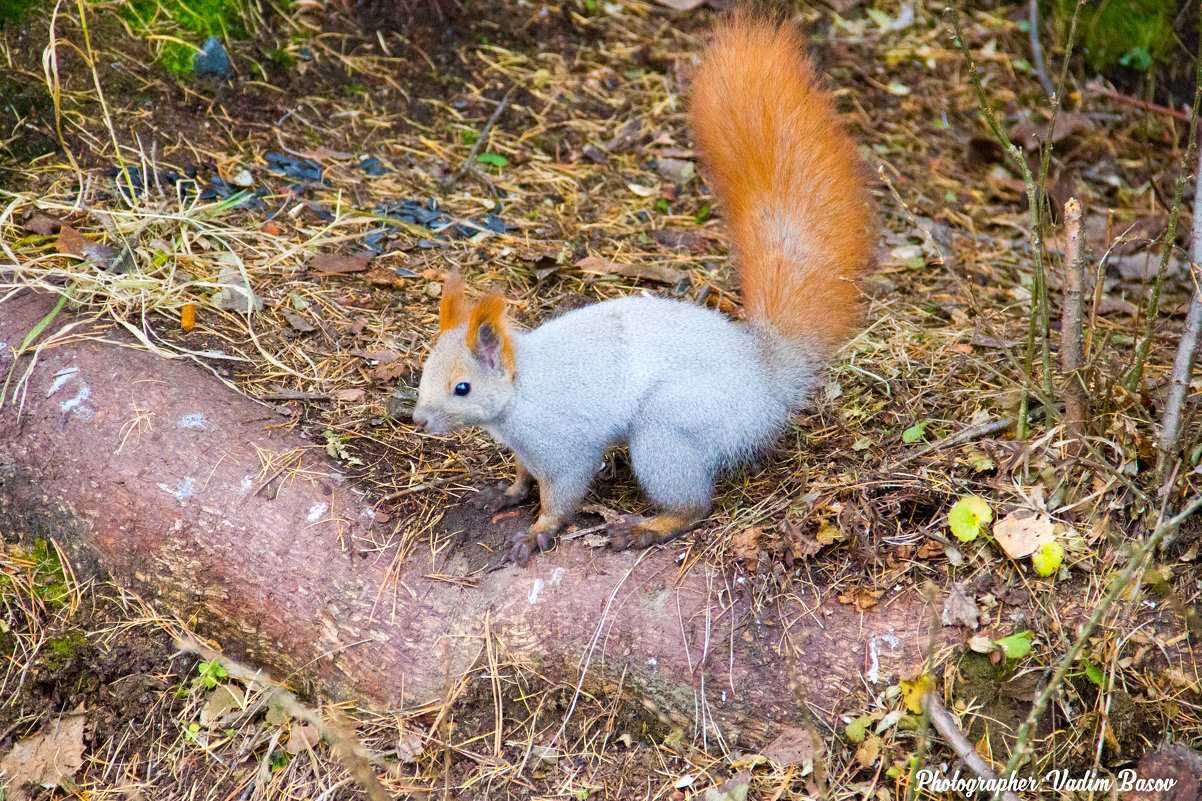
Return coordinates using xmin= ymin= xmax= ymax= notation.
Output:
xmin=0 ymin=290 xmax=942 ymax=745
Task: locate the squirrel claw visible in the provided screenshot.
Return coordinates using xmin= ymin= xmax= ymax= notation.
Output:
xmin=606 ymin=515 xmax=655 ymax=551
xmin=472 ymin=483 xmax=529 ymax=514
xmin=503 ymin=529 xmax=554 ymax=567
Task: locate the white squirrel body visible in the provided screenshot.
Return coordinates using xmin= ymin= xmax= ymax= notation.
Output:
xmin=483 ymin=295 xmax=820 ymax=511
xmin=412 ymin=17 xmax=874 ymax=562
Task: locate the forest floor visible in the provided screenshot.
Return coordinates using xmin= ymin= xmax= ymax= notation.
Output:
xmin=2 ymin=0 xmax=1202 ymax=798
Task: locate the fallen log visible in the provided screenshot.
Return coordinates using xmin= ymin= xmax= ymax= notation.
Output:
xmin=0 ymin=290 xmax=939 ymax=746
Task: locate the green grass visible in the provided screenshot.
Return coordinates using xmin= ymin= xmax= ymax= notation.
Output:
xmin=0 ymin=0 xmax=37 ymax=24
xmin=1051 ymin=0 xmax=1180 ymax=72
xmin=117 ymin=0 xmax=250 ymax=76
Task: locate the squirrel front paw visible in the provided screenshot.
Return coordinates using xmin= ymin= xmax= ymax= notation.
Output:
xmin=504 ymin=528 xmax=555 ymax=567
xmin=471 ymin=482 xmax=530 ymax=514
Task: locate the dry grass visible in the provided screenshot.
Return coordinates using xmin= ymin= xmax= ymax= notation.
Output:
xmin=2 ymin=0 xmax=1202 ymax=798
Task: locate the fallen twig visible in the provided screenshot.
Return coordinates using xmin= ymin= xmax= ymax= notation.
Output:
xmin=923 ymin=692 xmax=1021 ymax=801
xmin=451 ymin=87 xmax=516 ymax=186
xmin=176 ymin=636 xmax=392 ymax=801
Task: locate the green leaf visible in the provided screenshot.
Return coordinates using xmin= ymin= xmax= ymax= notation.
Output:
xmin=1083 ymin=659 xmax=1104 ymax=687
xmin=1119 ymin=47 xmax=1151 ymax=71
xmin=948 ymin=496 xmax=991 ymax=542
xmin=1031 ymin=541 xmax=1064 ymax=577
xmin=477 ymin=152 xmax=507 ymax=168
xmin=18 ymin=293 xmax=68 ymax=353
xmin=996 ymin=631 xmax=1033 ymax=661
xmin=902 ymin=421 xmax=929 ymax=443
xmin=845 ymin=714 xmax=873 ymax=743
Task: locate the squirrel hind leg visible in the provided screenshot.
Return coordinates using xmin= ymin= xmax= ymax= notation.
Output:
xmin=607 ymin=509 xmax=702 ymax=551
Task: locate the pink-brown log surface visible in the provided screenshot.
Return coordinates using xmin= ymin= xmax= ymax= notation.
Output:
xmin=0 ymin=290 xmax=938 ymax=742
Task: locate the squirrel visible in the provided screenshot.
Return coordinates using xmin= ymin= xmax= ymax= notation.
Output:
xmin=412 ymin=14 xmax=874 ymax=566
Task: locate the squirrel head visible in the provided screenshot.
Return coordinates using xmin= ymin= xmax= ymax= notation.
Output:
xmin=413 ymin=274 xmax=516 ymax=434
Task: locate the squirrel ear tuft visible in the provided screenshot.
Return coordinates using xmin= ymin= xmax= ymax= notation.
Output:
xmin=467 ymin=290 xmax=515 ymax=373
xmin=439 ymin=273 xmax=471 ymax=332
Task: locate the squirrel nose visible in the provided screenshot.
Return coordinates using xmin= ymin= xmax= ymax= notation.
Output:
xmin=412 ymin=407 xmax=429 ymax=430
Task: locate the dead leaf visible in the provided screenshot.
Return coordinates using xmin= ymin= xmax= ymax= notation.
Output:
xmin=310 ymin=252 xmax=372 ymax=274
xmin=915 ymin=539 xmax=943 ymax=560
xmin=855 ymin=735 xmax=881 ymax=767
xmin=702 ymin=772 xmax=751 ymax=801
xmin=285 ymin=721 xmax=320 ymax=754
xmin=815 ymin=521 xmax=846 ymax=545
xmin=334 ymin=388 xmax=365 ymax=402
xmin=55 ymin=225 xmax=86 ymax=257
xmin=838 ymin=587 xmax=883 ymax=611
xmin=24 ymin=211 xmax=65 ymax=236
xmin=605 ymin=119 xmax=642 ymax=152
xmin=396 ymin=726 xmax=424 ymax=763
xmin=762 ymin=726 xmax=821 ymax=769
xmin=941 ymin=583 xmax=980 ymax=630
xmin=575 ymin=255 xmax=686 ymax=285
xmin=782 ymin=520 xmax=823 ymax=560
xmin=0 ymin=713 xmax=86 ymax=801
xmin=181 ymin=303 xmax=196 ymax=333
xmin=281 ymin=308 xmax=316 ymax=332
xmin=212 ymin=268 xmax=263 ymax=314
xmin=730 ymin=526 xmax=761 ymax=565
xmin=371 ymin=362 xmax=408 ymax=383
xmin=200 ymin=684 xmax=245 ymax=728
xmin=968 ymin=635 xmax=995 ymax=653
xmin=992 ymin=511 xmax=1055 ymax=559
xmin=365 ymin=265 xmax=406 ymax=287
xmin=900 ymin=675 xmax=931 ymax=713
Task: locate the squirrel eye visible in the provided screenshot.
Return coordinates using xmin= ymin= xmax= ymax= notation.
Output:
xmin=453 ymin=382 xmax=471 ymax=397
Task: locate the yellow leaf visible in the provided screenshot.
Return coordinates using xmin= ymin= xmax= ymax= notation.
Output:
xmin=900 ymin=675 xmax=931 ymax=714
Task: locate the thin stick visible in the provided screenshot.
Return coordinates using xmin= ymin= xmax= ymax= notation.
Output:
xmin=1157 ymin=137 xmax=1202 ymax=476
xmin=989 ymin=493 xmax=1202 ymax=801
xmin=1090 ymin=86 xmax=1191 ymax=121
xmin=1027 ymin=0 xmax=1054 ymax=99
xmin=922 ymin=693 xmax=1021 ymax=801
xmin=1125 ymin=37 xmax=1202 ymax=392
xmin=1060 ymin=198 xmax=1088 ymax=452
xmin=451 ymin=87 xmax=516 ymax=185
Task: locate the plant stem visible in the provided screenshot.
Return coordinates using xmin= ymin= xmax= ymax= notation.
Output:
xmin=948 ymin=9 xmax=1057 ymax=434
xmin=1157 ymin=133 xmax=1202 ymax=480
xmin=1125 ymin=45 xmax=1202 ymax=393
xmin=1061 ymin=198 xmax=1088 ymax=452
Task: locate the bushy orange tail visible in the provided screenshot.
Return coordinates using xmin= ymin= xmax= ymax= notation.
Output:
xmin=690 ymin=15 xmax=873 ymax=357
